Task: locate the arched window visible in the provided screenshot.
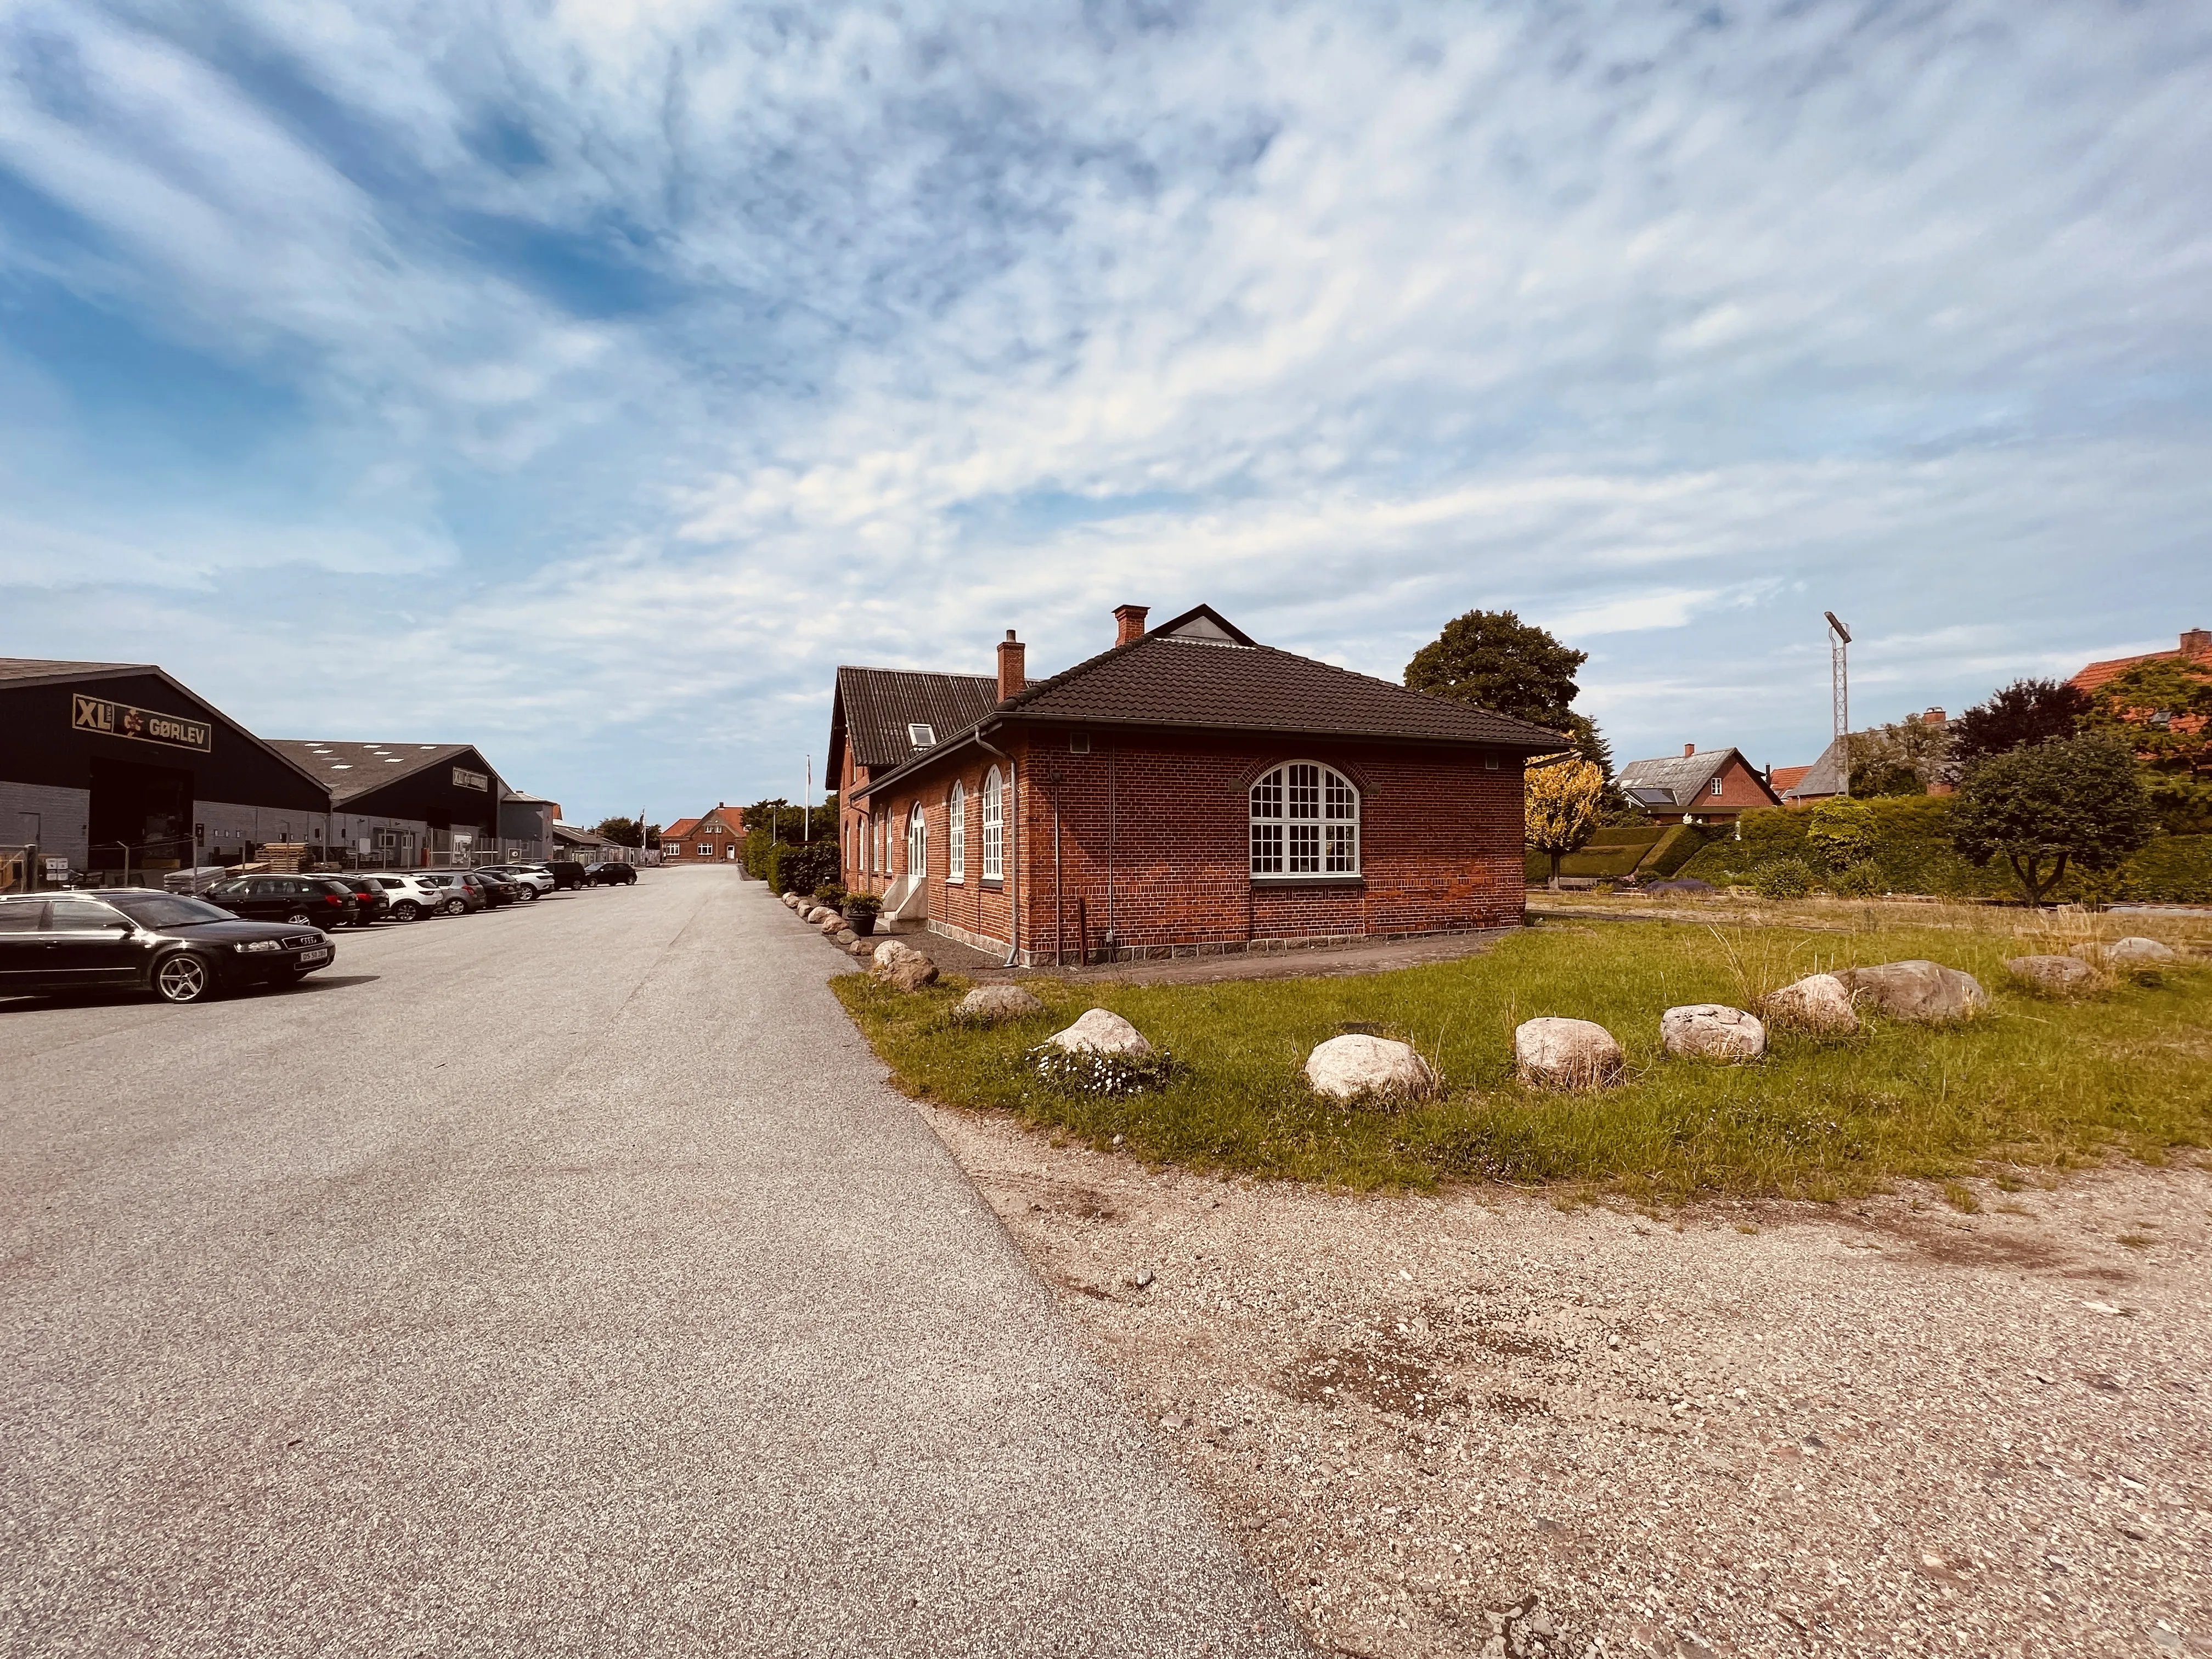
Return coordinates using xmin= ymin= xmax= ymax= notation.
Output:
xmin=981 ymin=767 xmax=1004 ymax=881
xmin=1250 ymin=762 xmax=1359 ymax=876
xmin=947 ymin=782 xmax=966 ymax=882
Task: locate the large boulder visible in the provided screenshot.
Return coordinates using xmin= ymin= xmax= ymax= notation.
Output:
xmin=1661 ymin=1004 xmax=1765 ymax=1062
xmin=1045 ymin=1008 xmax=1153 ymax=1057
xmin=2074 ymin=936 xmax=2179 ymax=967
xmin=1763 ymin=972 xmax=1859 ymax=1035
xmin=868 ymin=939 xmax=939 ymax=992
xmin=1514 ymin=1017 xmax=1623 ymax=1090
xmin=817 ymin=913 xmax=846 ymax=936
xmin=1305 ymin=1034 xmax=1435 ymax=1102
xmin=1833 ymin=961 xmax=1987 ymax=1023
xmin=2007 ymin=953 xmax=2097 ymax=996
xmin=955 ymin=985 xmax=1047 ymax=1023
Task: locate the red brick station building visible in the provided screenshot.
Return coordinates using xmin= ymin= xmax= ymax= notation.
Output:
xmin=827 ymin=605 xmax=1562 ymax=967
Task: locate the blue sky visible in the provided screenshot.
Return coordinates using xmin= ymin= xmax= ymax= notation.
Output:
xmin=2 ymin=1 xmax=2207 ymax=826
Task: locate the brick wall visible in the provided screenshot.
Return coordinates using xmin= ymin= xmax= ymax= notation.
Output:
xmin=859 ymin=726 xmax=1526 ymax=964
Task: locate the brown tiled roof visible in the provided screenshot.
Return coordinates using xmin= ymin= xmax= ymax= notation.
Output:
xmin=832 ymin=667 xmax=1000 ymax=771
xmin=663 ymin=816 xmax=703 ymax=842
xmin=0 ymin=657 xmax=151 ymax=682
xmin=1768 ymin=765 xmax=1813 ymax=793
xmin=998 ymin=620 xmax=1564 ymax=748
xmin=853 ymin=605 xmax=1565 ymax=800
xmin=2072 ymin=649 xmax=2178 ymax=695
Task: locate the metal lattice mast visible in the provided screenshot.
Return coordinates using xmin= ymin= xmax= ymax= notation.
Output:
xmin=1825 ymin=611 xmax=1853 ymax=798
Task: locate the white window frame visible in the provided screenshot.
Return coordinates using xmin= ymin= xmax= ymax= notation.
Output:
xmin=697 ymin=843 xmax=710 ymax=857
xmin=947 ymin=782 xmax=966 ymax=882
xmin=981 ymin=767 xmax=1004 ymax=882
xmin=1249 ymin=761 xmax=1359 ymax=878
xmin=1709 ymin=777 xmax=1724 ymax=797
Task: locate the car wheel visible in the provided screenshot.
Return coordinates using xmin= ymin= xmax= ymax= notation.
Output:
xmin=394 ymin=901 xmax=420 ymax=922
xmin=444 ymin=897 xmax=466 ymax=916
xmin=521 ymin=887 xmax=539 ymax=901
xmin=286 ymin=909 xmax=312 ymax=924
xmin=153 ymin=953 xmax=216 ymax=1004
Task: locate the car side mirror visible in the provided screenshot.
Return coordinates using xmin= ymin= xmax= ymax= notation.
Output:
xmin=111 ymin=921 xmax=134 ymax=932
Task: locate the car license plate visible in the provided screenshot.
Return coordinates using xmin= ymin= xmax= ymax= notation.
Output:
xmin=297 ymin=947 xmax=331 ymax=964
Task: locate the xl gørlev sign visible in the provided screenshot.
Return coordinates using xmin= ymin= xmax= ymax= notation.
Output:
xmin=72 ymin=695 xmax=212 ymax=754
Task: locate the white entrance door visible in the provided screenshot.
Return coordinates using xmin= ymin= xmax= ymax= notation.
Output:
xmin=907 ymin=804 xmax=927 ymax=879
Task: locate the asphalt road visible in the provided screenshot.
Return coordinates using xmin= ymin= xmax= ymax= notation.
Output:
xmin=0 ymin=869 xmax=1306 ymax=1657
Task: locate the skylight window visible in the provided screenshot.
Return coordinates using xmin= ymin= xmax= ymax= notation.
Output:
xmin=909 ymin=723 xmax=936 ymax=747
xmin=331 ymin=764 xmax=352 ymax=770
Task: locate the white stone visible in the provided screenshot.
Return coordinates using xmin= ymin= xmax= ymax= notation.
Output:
xmin=1513 ymin=1017 xmax=1623 ymax=1090
xmin=1304 ymin=1034 xmax=1435 ymax=1101
xmin=1046 ymin=1008 xmax=1153 ymax=1057
xmin=1661 ymin=1004 xmax=1766 ymax=1062
xmin=817 ymin=913 xmax=845 ymax=935
xmin=1763 ymin=972 xmax=1860 ymax=1035
xmin=955 ymin=985 xmax=1047 ymax=1023
xmin=2074 ymin=935 xmax=2179 ymax=966
xmin=2007 ymin=953 xmax=2098 ymax=995
xmin=1832 ymin=961 xmax=1988 ymax=1023
xmin=868 ymin=939 xmax=939 ymax=992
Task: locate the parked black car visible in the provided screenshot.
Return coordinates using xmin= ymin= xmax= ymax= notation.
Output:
xmin=466 ymin=870 xmax=524 ymax=907
xmin=205 ymin=874 xmax=361 ymax=928
xmin=546 ymin=861 xmax=590 ymax=890
xmin=471 ymin=867 xmax=538 ymax=903
xmin=0 ymin=890 xmax=334 ymax=1005
xmin=413 ymin=872 xmax=489 ymax=915
xmin=587 ymin=862 xmax=637 ymax=886
xmin=328 ymin=874 xmax=392 ymax=926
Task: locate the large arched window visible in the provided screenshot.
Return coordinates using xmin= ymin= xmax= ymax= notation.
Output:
xmin=1250 ymin=762 xmax=1359 ymax=876
xmin=947 ymin=782 xmax=966 ymax=882
xmin=981 ymin=767 xmax=1005 ymax=881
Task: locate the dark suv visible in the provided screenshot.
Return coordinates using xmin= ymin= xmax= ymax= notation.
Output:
xmin=587 ymin=862 xmax=637 ymax=886
xmin=205 ymin=874 xmax=360 ymax=928
xmin=0 ymin=890 xmax=334 ymax=1004
xmin=546 ymin=861 xmax=590 ymax=891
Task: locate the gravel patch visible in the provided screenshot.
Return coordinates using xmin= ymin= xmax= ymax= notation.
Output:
xmin=924 ymin=1105 xmax=2212 ymax=1658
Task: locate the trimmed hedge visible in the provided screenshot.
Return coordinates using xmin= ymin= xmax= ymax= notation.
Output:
xmin=1675 ymin=799 xmax=2212 ymax=904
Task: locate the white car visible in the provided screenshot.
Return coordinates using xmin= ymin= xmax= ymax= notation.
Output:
xmin=357 ymin=873 xmax=444 ymax=921
xmin=489 ymin=865 xmax=556 ymax=895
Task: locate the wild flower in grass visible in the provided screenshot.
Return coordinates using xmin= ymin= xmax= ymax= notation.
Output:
xmin=1028 ymin=1045 xmax=1181 ymax=1096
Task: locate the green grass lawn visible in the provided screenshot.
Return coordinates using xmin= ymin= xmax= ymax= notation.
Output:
xmin=832 ymin=917 xmax=2212 ymax=1200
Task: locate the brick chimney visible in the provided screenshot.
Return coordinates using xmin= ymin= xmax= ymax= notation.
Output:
xmin=997 ymin=629 xmax=1027 ymax=702
xmin=1921 ymin=707 xmax=1947 ymax=726
xmin=2183 ymin=628 xmax=2211 ymax=661
xmin=1114 ymin=604 xmax=1149 ymax=647
xmin=1683 ymin=742 xmax=1695 ymax=758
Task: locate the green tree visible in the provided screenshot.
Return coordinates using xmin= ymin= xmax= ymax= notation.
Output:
xmin=1950 ymin=736 xmax=2158 ymax=905
xmin=1524 ymin=758 xmax=1607 ymax=889
xmin=1405 ymin=610 xmax=1585 ymax=730
xmin=1846 ymin=718 xmax=1951 ymax=796
xmin=594 ymin=816 xmax=643 ymax=848
xmin=2084 ymin=656 xmax=2212 ymax=777
xmin=1951 ymin=678 xmax=2091 ymax=768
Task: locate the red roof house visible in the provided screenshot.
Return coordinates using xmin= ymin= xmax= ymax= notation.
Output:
xmin=827 ymin=604 xmax=1562 ymax=966
xmin=1616 ymin=744 xmax=1782 ymax=824
xmin=661 ymin=805 xmax=746 ymax=865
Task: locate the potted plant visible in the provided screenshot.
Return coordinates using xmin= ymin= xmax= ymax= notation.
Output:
xmin=842 ymin=891 xmax=881 ymax=936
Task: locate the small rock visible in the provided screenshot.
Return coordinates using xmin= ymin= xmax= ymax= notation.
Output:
xmin=1763 ymin=971 xmax=1860 ymax=1035
xmin=1045 ymin=1008 xmax=1153 ymax=1057
xmin=2076 ymin=935 xmax=2178 ymax=966
xmin=2006 ymin=953 xmax=2097 ymax=995
xmin=835 ymin=928 xmax=857 ymax=945
xmin=1513 ymin=1017 xmax=1623 ymax=1090
xmin=868 ymin=939 xmax=939 ymax=992
xmin=816 ymin=913 xmax=845 ymax=936
xmin=1304 ymin=1033 xmax=1436 ymax=1101
xmin=955 ymin=984 xmax=1047 ymax=1023
xmin=1660 ymin=1003 xmax=1765 ymax=1061
xmin=1833 ymin=960 xmax=1988 ymax=1022
xmin=1132 ymin=1267 xmax=1155 ymax=1289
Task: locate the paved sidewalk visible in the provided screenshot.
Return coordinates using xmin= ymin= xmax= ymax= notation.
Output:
xmin=0 ymin=870 xmax=1305 ymax=1657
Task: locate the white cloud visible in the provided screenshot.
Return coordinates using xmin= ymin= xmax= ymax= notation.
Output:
xmin=1 ymin=0 xmax=2207 ymax=817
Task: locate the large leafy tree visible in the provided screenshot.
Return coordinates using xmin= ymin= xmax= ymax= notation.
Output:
xmin=1950 ymin=678 xmax=2091 ymax=769
xmin=594 ymin=816 xmax=648 ymax=848
xmin=1950 ymin=736 xmax=2157 ymax=905
xmin=2084 ymin=656 xmax=2212 ymax=777
xmin=1524 ymin=758 xmax=1607 ymax=889
xmin=1406 ymin=610 xmax=1585 ymax=732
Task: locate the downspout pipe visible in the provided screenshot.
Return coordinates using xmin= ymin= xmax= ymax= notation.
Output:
xmin=974 ymin=727 xmax=1020 ymax=967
